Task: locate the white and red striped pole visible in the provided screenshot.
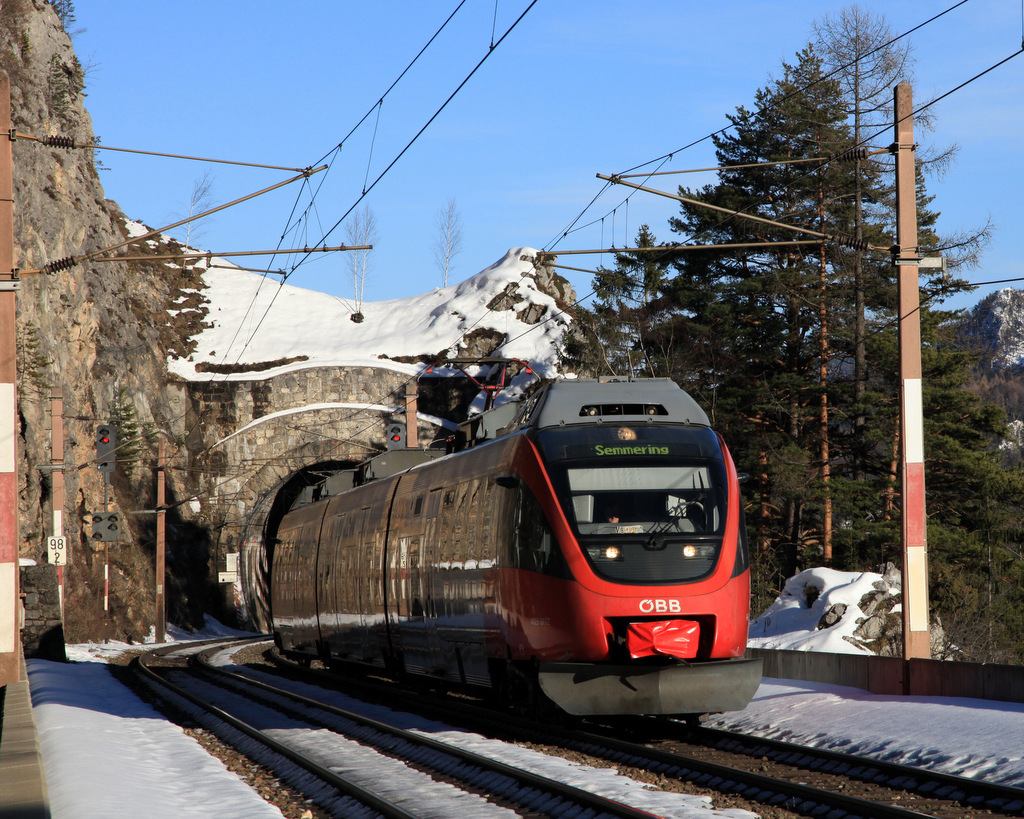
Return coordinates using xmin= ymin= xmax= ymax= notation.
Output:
xmin=0 ymin=71 xmax=21 ymax=685
xmin=894 ymin=82 xmax=931 ymax=661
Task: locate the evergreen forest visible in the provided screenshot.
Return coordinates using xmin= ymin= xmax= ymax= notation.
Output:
xmin=560 ymin=8 xmax=1024 ymax=664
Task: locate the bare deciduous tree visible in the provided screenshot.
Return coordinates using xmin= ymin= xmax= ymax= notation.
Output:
xmin=167 ymin=171 xmax=214 ymax=272
xmin=183 ymin=171 xmax=214 ymax=251
xmin=433 ymin=197 xmax=463 ymax=287
xmin=345 ymin=205 xmax=378 ymax=319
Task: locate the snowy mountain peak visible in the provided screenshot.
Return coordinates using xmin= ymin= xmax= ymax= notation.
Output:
xmin=959 ymin=287 xmax=1024 ymax=368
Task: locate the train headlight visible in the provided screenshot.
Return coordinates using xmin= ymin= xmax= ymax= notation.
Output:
xmin=587 ymin=545 xmax=623 ymax=561
xmin=682 ymin=544 xmax=698 ymax=558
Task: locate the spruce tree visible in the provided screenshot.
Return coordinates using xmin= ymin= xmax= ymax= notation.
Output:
xmin=664 ymin=47 xmax=855 ymax=586
xmin=563 ymin=36 xmax=1024 ymax=660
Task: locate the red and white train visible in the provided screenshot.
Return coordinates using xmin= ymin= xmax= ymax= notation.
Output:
xmin=271 ymin=378 xmax=762 ymax=717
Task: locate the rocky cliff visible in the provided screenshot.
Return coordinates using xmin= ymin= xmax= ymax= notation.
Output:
xmin=2 ymin=1 xmax=575 ymax=643
xmin=958 ymin=287 xmax=1024 ymax=464
xmin=958 ymin=287 xmax=1024 ymax=369
xmin=2 ymin=0 xmax=213 ymax=641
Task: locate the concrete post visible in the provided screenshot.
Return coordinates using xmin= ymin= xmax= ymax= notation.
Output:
xmin=894 ymin=81 xmax=931 ymax=661
xmin=0 ymin=71 xmax=21 ymax=684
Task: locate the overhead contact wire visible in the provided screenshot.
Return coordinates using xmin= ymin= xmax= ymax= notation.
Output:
xmin=296 ymin=0 xmax=540 ymax=270
xmin=543 ymin=0 xmax=975 ymax=259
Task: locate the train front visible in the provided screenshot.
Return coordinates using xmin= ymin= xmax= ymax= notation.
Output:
xmin=510 ymin=379 xmax=762 ymax=716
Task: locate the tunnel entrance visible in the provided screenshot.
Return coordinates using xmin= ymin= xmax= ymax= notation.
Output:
xmin=264 ymin=460 xmax=359 ymax=562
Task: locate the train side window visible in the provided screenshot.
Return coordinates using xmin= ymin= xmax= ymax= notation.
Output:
xmin=515 ymin=488 xmax=571 ymax=579
xmin=427 ymin=488 xmax=443 ymax=518
xmin=408 ymin=537 xmax=424 ymax=617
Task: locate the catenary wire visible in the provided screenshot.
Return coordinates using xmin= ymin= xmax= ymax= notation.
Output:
xmin=86 ymin=2 xmax=1006 ymax=519
xmin=126 ymin=3 xmax=506 ymax=480
xmin=543 ymin=0 xmax=974 ymax=257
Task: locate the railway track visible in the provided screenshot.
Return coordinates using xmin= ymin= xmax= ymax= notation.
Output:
xmin=250 ymin=643 xmax=1024 ymax=819
xmin=670 ymin=723 xmax=1024 ymax=817
xmin=134 ymin=637 xmax=676 ymax=818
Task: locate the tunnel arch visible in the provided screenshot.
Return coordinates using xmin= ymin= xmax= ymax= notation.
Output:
xmin=236 ymin=459 xmax=361 ymax=632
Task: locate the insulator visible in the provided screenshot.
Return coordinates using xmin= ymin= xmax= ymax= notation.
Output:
xmin=42 ymin=135 xmax=76 ymax=150
xmin=830 ymin=147 xmax=870 ymax=163
xmin=832 ymin=234 xmax=871 ymax=251
xmin=43 ymin=256 xmax=78 ymax=274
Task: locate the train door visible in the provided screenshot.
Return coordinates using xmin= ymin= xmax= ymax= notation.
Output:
xmin=370 ymin=526 xmax=391 ymax=668
xmin=399 ymin=533 xmax=428 ymax=670
xmin=432 ymin=479 xmax=490 ymax=685
xmin=433 ymin=485 xmax=461 ymax=679
xmin=420 ymin=489 xmax=446 ymax=674
xmin=334 ymin=511 xmax=362 ymax=658
xmin=347 ymin=506 xmax=371 ymax=662
xmin=359 ymin=510 xmax=384 ymax=664
xmin=317 ymin=511 xmax=344 ymax=659
xmin=381 ymin=504 xmax=408 ymax=670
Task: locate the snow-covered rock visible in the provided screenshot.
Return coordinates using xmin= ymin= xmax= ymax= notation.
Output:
xmin=748 ymin=565 xmax=903 ymax=655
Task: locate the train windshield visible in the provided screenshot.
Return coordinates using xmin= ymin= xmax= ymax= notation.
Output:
xmin=536 ymin=426 xmax=729 ymax=584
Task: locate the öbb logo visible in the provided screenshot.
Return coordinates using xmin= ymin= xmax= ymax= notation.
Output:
xmin=639 ymin=599 xmax=681 ymax=614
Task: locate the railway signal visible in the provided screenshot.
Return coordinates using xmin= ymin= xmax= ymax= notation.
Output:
xmin=90 ymin=512 xmax=119 ymax=542
xmin=96 ymin=424 xmax=116 ymax=473
xmin=386 ymin=421 xmax=406 ymax=449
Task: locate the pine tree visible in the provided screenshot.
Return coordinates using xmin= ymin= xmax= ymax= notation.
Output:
xmin=109 ymin=386 xmax=156 ymax=474
xmin=592 ymin=225 xmax=670 ymax=378
xmin=560 ymin=225 xmax=673 ymax=379
xmin=664 ymin=47 xmax=856 ymax=582
xmin=51 ymin=0 xmax=76 ymax=30
xmin=563 ymin=37 xmax=1024 ymax=658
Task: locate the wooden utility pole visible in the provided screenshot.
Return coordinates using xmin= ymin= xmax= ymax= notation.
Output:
xmin=0 ymin=71 xmax=21 ymax=685
xmin=894 ymin=81 xmax=931 ymax=661
xmin=156 ymin=437 xmax=166 ymax=643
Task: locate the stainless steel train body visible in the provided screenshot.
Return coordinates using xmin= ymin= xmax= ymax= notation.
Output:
xmin=271 ymin=378 xmax=762 ymax=716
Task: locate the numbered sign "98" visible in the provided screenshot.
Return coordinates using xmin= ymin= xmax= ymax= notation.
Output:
xmin=47 ymin=536 xmax=67 ymax=566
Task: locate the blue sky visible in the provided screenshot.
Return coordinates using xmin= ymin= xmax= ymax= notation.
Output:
xmin=72 ymin=1 xmax=1024 ymax=313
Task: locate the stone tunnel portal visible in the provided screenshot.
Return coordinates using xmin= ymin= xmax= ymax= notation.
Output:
xmin=238 ymin=459 xmax=360 ymax=633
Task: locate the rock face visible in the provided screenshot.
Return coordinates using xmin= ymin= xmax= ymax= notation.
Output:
xmin=1 ymin=3 xmax=575 ymax=641
xmin=959 ymin=287 xmax=1024 ymax=369
xmin=2 ymin=1 xmax=209 ymax=642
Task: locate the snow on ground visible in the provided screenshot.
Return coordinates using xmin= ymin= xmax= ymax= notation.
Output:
xmin=24 ymin=579 xmax=1024 ymax=817
xmin=32 ymin=620 xmax=283 ymax=819
xmin=167 ymin=247 xmax=570 ymax=390
xmin=708 ymin=679 xmax=1024 ymax=787
xmin=728 ymin=566 xmax=1024 ymax=786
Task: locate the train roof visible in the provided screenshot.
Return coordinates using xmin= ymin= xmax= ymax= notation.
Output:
xmin=290 ymin=379 xmax=712 ymax=509
xmin=512 ymin=378 xmax=710 ymax=431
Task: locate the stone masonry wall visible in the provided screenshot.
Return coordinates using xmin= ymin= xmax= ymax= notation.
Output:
xmin=20 ymin=564 xmax=66 ymax=662
xmin=185 ymin=365 xmax=448 ymax=554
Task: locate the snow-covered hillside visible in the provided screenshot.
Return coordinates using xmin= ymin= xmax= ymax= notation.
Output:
xmin=167 ymin=247 xmax=572 ymax=385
